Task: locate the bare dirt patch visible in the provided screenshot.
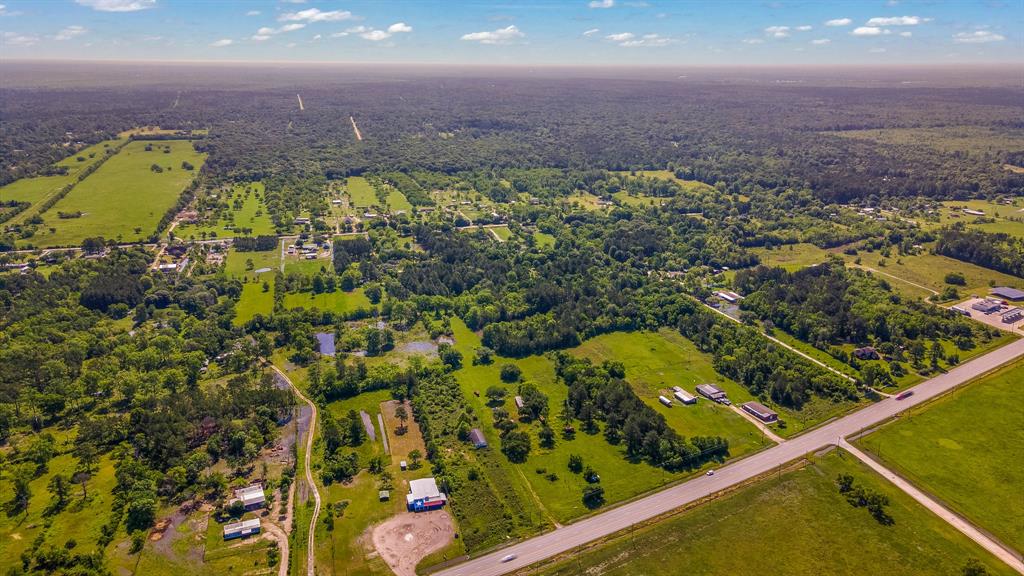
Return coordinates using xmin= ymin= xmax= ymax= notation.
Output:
xmin=370 ymin=511 xmax=455 ymax=576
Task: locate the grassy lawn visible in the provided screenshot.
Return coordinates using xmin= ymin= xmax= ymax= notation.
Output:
xmin=935 ymin=200 xmax=1024 ymax=239
xmin=489 ymin=225 xmax=512 ymax=242
xmin=282 ymin=289 xmax=373 ymax=315
xmin=225 ymin=247 xmax=279 ymax=325
xmin=283 ymin=254 xmax=332 ymax=277
xmin=384 ymin=186 xmax=412 ymax=213
xmin=533 ymin=231 xmax=555 ymax=249
xmin=563 ymin=191 xmax=606 ymax=212
xmin=235 ymin=281 xmax=274 ymax=325
xmin=856 ymin=359 xmax=1024 ymax=552
xmin=175 ymin=182 xmax=275 ymax=239
xmin=450 ymin=323 xmax=765 ymax=524
xmin=530 ymin=449 xmax=1015 ymax=576
xmin=753 ymin=243 xmax=832 ymax=271
xmin=224 ymin=246 xmax=280 ymax=279
xmin=27 ymin=140 xmax=206 ymax=247
xmin=347 ymin=177 xmax=378 ymax=208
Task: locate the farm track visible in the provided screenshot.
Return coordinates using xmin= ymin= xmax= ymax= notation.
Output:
xmin=270 ymin=364 xmax=320 ymax=576
xmin=350 ymin=116 xmax=363 ymax=141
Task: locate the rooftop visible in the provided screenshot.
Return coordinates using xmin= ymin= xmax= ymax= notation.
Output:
xmin=992 ymin=287 xmax=1024 ymax=300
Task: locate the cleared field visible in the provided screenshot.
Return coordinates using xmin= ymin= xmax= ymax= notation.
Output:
xmin=225 ymin=247 xmax=279 ymax=325
xmin=28 ymin=140 xmax=206 ymax=247
xmin=934 ymin=199 xmax=1024 ymax=239
xmin=0 ymin=140 xmax=123 ymax=223
xmin=612 ymin=191 xmax=668 ymax=208
xmin=533 ymin=231 xmax=555 ymax=249
xmin=282 ymin=289 xmax=373 ymax=314
xmin=489 ymin=225 xmax=512 ymax=241
xmin=530 ymin=450 xmax=1015 ymax=576
xmin=753 ymin=243 xmax=831 ymax=271
xmin=828 ymin=126 xmax=1024 ymax=155
xmin=450 ymin=323 xmax=763 ymax=524
xmin=563 ymin=191 xmax=606 ymax=211
xmin=838 ymin=249 xmax=1023 ymax=300
xmin=175 ymin=182 xmax=275 ymax=239
xmin=619 ymin=169 xmax=717 ymax=193
xmin=856 ymin=359 xmax=1024 ymax=552
xmin=384 ymin=186 xmax=413 ymax=213
xmin=347 ymin=176 xmax=379 ymax=208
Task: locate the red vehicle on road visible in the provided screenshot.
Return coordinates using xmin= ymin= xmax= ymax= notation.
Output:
xmin=896 ymin=390 xmax=914 ymax=401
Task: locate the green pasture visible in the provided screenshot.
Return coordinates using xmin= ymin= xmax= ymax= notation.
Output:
xmin=175 ymin=182 xmax=275 ymax=239
xmin=27 ymin=140 xmax=206 ymax=247
xmin=533 ymin=449 xmax=1015 ymax=576
xmin=856 ymin=359 xmax=1024 ymax=552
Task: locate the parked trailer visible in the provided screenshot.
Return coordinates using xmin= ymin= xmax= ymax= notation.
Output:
xmin=658 ymin=395 xmax=672 ymax=407
xmin=950 ymin=306 xmax=971 ymax=317
xmin=673 ymin=390 xmax=697 ymax=404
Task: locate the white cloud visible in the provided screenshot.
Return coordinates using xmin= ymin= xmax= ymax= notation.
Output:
xmin=246 ymin=10 xmax=260 ymax=16
xmin=866 ymin=15 xmax=928 ymax=26
xmin=899 ymin=31 xmax=912 ymax=38
xmin=852 ymin=26 xmax=883 ymax=36
xmin=741 ymin=38 xmax=764 ymax=44
xmin=825 ymin=18 xmax=852 ymax=27
xmin=312 ymin=34 xmax=321 ymax=40
xmin=361 ymin=29 xmax=390 ymax=41
xmin=330 ymin=31 xmax=349 ymax=38
xmin=589 ymin=0 xmax=614 ymax=8
xmin=280 ymin=8 xmax=354 ymax=23
xmin=953 ymin=30 xmax=1005 ymax=44
xmin=210 ymin=38 xmax=233 ymax=47
xmin=2 ymin=31 xmax=37 ymax=46
xmin=0 ymin=4 xmax=7 ymax=15
xmin=796 ymin=25 xmax=812 ymax=31
xmin=764 ymin=25 xmax=790 ymax=38
xmin=74 ymin=0 xmax=155 ymax=12
xmin=620 ymin=33 xmax=676 ymax=47
xmin=460 ymin=24 xmax=524 ymax=45
xmin=387 ymin=22 xmax=412 ymax=33
xmin=606 ymin=32 xmax=634 ymax=42
xmin=251 ymin=23 xmax=305 ymax=41
xmin=811 ymin=38 xmax=831 ymax=45
xmin=582 ymin=28 xmax=600 ymax=37
xmin=55 ymin=25 xmax=87 ymax=40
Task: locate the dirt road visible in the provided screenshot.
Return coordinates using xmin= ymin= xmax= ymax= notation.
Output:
xmin=350 ymin=115 xmax=363 ymax=140
xmin=271 ymin=365 xmax=321 ymax=576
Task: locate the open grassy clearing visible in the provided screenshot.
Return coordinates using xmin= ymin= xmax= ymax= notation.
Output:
xmin=828 ymin=126 xmax=1024 ymax=155
xmin=528 ymin=449 xmax=1015 ymax=576
xmin=489 ymin=225 xmax=512 ymax=241
xmin=837 ymin=249 xmax=1024 ymax=300
xmin=856 ymin=359 xmax=1024 ymax=552
xmin=175 ymin=182 xmax=276 ymax=239
xmin=346 ymin=177 xmax=378 ymax=208
xmin=383 ymin=185 xmax=413 ymax=213
xmin=1 ymin=140 xmax=122 ymax=224
xmin=282 ymin=288 xmax=373 ymax=315
xmin=532 ymin=231 xmax=555 ymax=249
xmin=225 ymin=247 xmax=279 ymax=325
xmin=563 ymin=191 xmax=607 ymax=212
xmin=450 ymin=323 xmax=769 ymax=524
xmin=933 ymin=199 xmax=1024 ymax=239
xmin=753 ymin=242 xmax=832 ymax=271
xmin=26 ymin=140 xmax=206 ymax=247
xmin=224 ymin=246 xmax=280 ymax=279
xmin=611 ymin=191 xmax=668 ymax=208
xmin=618 ymin=169 xmax=717 ymax=193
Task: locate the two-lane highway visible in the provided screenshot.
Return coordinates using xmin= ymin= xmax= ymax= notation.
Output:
xmin=435 ymin=337 xmax=1024 ymax=576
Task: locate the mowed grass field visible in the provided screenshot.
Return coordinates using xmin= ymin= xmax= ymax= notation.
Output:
xmin=175 ymin=182 xmax=275 ymax=239
xmin=346 ymin=176 xmax=378 ymax=208
xmin=225 ymin=247 xmax=279 ymax=325
xmin=934 ymin=199 xmax=1024 ymax=239
xmin=856 ymin=359 xmax=1024 ymax=552
xmin=530 ymin=450 xmax=1015 ymax=576
xmin=0 ymin=140 xmax=122 ymax=224
xmin=27 ymin=140 xmax=206 ymax=247
xmin=282 ymin=289 xmax=373 ymax=315
xmin=450 ymin=323 xmax=764 ymax=523
xmin=753 ymin=243 xmax=832 ymax=271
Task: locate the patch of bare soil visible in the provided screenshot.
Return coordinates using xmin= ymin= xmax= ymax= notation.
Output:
xmin=371 ymin=511 xmax=455 ymax=576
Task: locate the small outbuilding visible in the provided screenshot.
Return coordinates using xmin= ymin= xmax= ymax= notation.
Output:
xmin=658 ymin=395 xmax=672 ymax=407
xmin=469 ymin=428 xmax=488 ymax=449
xmin=972 ymin=299 xmax=1003 ymax=314
xmin=672 ymin=387 xmax=697 ymax=405
xmin=223 ymin=518 xmax=261 ymax=540
xmin=852 ymin=346 xmax=880 ymax=360
xmin=742 ymin=401 xmax=779 ymax=423
xmin=232 ymin=484 xmax=266 ymax=510
xmin=379 ymin=490 xmax=390 ymax=501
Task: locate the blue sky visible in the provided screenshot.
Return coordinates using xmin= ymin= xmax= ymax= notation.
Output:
xmin=1 ymin=0 xmax=1020 ymax=65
